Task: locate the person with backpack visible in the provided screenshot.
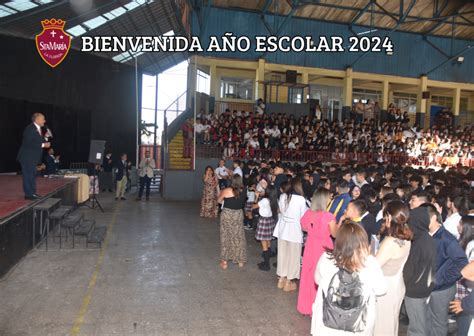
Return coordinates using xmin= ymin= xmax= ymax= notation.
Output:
xmin=311 ymin=221 xmax=387 ymax=335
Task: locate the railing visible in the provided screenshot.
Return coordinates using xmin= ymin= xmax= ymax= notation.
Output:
xmin=195 ymin=145 xmax=474 ymax=167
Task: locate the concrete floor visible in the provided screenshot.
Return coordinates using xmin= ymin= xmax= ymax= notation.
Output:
xmin=0 ymin=194 xmax=310 ymax=335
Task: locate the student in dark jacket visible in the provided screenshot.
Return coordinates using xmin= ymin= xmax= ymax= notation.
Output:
xmin=403 ymin=206 xmax=437 ymax=336
xmin=327 ymin=180 xmax=351 ymax=223
xmin=100 ymin=152 xmax=114 ymax=192
xmin=16 ymin=113 xmax=51 ymax=199
xmin=341 ymin=199 xmax=377 ymax=243
xmin=422 ymin=203 xmax=468 ymax=336
xmin=451 ymin=262 xmax=474 ymax=336
xmin=114 ymin=153 xmax=131 ymax=200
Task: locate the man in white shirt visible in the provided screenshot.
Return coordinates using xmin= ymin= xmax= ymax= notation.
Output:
xmin=232 ymin=160 xmax=243 ymax=177
xmin=137 ymin=150 xmax=156 ymax=201
xmin=444 ymin=196 xmax=468 ymax=239
xmin=215 ymin=159 xmax=229 ymax=189
xmin=249 ymin=136 xmax=260 ymax=150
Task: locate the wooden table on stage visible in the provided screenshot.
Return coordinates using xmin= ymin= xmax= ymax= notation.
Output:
xmin=64 ymin=174 xmax=89 ymax=203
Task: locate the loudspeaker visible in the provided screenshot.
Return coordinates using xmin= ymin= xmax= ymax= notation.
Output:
xmin=422 ymin=91 xmax=430 ymax=99
xmin=88 ymin=140 xmax=106 ymax=164
xmin=286 ymin=70 xmax=297 ymax=84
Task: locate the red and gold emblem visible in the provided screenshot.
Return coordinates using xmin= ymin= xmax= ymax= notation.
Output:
xmin=35 ymin=19 xmax=71 ymax=68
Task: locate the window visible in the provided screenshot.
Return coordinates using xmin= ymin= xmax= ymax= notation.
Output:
xmin=353 ymin=88 xmax=381 ymax=104
xmin=288 ymin=87 xmax=303 ymax=104
xmin=196 ymin=69 xmax=210 ymax=95
xmin=220 ymin=77 xmax=253 ymax=100
xmin=431 ymin=95 xmax=453 ymax=109
xmin=393 ymin=92 xmax=417 ymax=113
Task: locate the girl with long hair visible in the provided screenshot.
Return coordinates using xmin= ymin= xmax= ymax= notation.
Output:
xmin=311 ymin=222 xmax=387 ymax=335
xmin=253 ymin=185 xmax=279 ymax=271
xmin=200 ymin=166 xmax=219 ymax=218
xmin=453 ymin=215 xmax=474 ymax=336
xmin=374 ymin=200 xmax=413 ymax=335
xmin=273 ymin=177 xmax=308 ymax=292
xmin=217 ymin=175 xmax=247 ymax=270
xmin=297 ymin=188 xmax=337 ymax=316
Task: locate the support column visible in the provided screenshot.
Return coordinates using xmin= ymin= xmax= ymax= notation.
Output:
xmin=186 ymin=56 xmax=197 ymax=109
xmin=453 ymin=87 xmax=461 ymax=126
xmin=342 ymin=67 xmax=353 ymax=121
xmin=255 ymin=58 xmax=265 ymax=101
xmin=416 ymin=75 xmax=428 ymax=128
xmin=381 ymin=79 xmax=389 ymax=123
xmin=209 ymin=64 xmax=218 ymax=99
xmin=302 ymin=72 xmax=309 ymax=103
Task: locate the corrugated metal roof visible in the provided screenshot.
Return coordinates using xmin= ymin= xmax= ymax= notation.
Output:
xmin=0 ymin=0 xmax=187 ymax=75
xmin=210 ymin=0 xmax=474 ymax=40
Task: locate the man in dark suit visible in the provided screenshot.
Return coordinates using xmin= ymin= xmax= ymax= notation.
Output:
xmin=115 ymin=153 xmax=131 ymax=201
xmin=17 ymin=113 xmax=50 ymax=200
xmin=43 ymin=148 xmax=60 ymax=175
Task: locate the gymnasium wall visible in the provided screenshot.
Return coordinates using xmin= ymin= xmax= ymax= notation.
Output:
xmin=0 ymin=34 xmax=141 ymax=172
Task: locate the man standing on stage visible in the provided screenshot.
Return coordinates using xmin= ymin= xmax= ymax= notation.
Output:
xmin=17 ymin=113 xmax=50 ymax=200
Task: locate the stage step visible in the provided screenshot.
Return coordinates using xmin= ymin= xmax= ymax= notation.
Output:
xmin=61 ymin=212 xmax=83 ymax=229
xmin=75 ymin=219 xmax=96 ymax=236
xmin=87 ymin=226 xmax=107 ymax=247
xmin=49 ymin=206 xmax=73 ymax=220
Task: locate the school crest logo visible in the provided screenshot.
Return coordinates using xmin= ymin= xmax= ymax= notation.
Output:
xmin=35 ymin=19 xmax=71 ymax=67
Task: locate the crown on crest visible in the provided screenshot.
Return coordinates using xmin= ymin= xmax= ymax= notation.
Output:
xmin=41 ymin=19 xmax=65 ymax=30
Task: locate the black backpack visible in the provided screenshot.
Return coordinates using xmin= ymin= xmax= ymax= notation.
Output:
xmin=322 ymin=267 xmax=368 ymax=332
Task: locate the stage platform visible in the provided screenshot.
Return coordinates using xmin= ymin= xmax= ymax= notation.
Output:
xmin=0 ymin=175 xmax=78 ymax=277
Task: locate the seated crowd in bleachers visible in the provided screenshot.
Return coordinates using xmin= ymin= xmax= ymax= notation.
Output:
xmin=192 ymin=103 xmax=473 ymax=166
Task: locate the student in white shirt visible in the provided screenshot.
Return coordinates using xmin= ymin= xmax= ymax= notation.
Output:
xmin=232 ymin=160 xmax=243 ymax=177
xmin=273 ymin=177 xmax=308 ymax=292
xmin=445 ymin=196 xmax=469 ymax=239
xmin=253 ymin=185 xmax=279 ymax=271
xmin=249 ymin=136 xmax=260 ymax=150
xmin=215 ymin=159 xmax=229 ymax=189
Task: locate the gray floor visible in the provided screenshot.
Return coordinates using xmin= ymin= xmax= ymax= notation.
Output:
xmin=0 ymin=194 xmax=310 ymax=335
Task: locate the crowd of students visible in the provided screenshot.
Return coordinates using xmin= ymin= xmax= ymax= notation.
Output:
xmin=200 ymin=159 xmax=474 ymax=335
xmin=193 ymin=108 xmax=473 ymax=165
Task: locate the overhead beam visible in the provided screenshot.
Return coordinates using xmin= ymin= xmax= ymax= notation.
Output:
xmin=260 ymin=0 xmax=274 ymax=34
xmin=425 ymin=45 xmax=473 ymax=76
xmin=351 ymin=0 xmax=416 ymax=68
xmin=350 ymin=1 xmax=372 ymax=27
xmin=423 ymin=2 xmax=468 ymax=35
xmin=297 ymin=1 xmax=473 ymax=27
xmin=275 ymin=0 xmax=299 ymax=36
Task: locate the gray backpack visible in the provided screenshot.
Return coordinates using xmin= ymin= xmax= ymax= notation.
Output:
xmin=322 ymin=268 xmax=368 ymax=332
